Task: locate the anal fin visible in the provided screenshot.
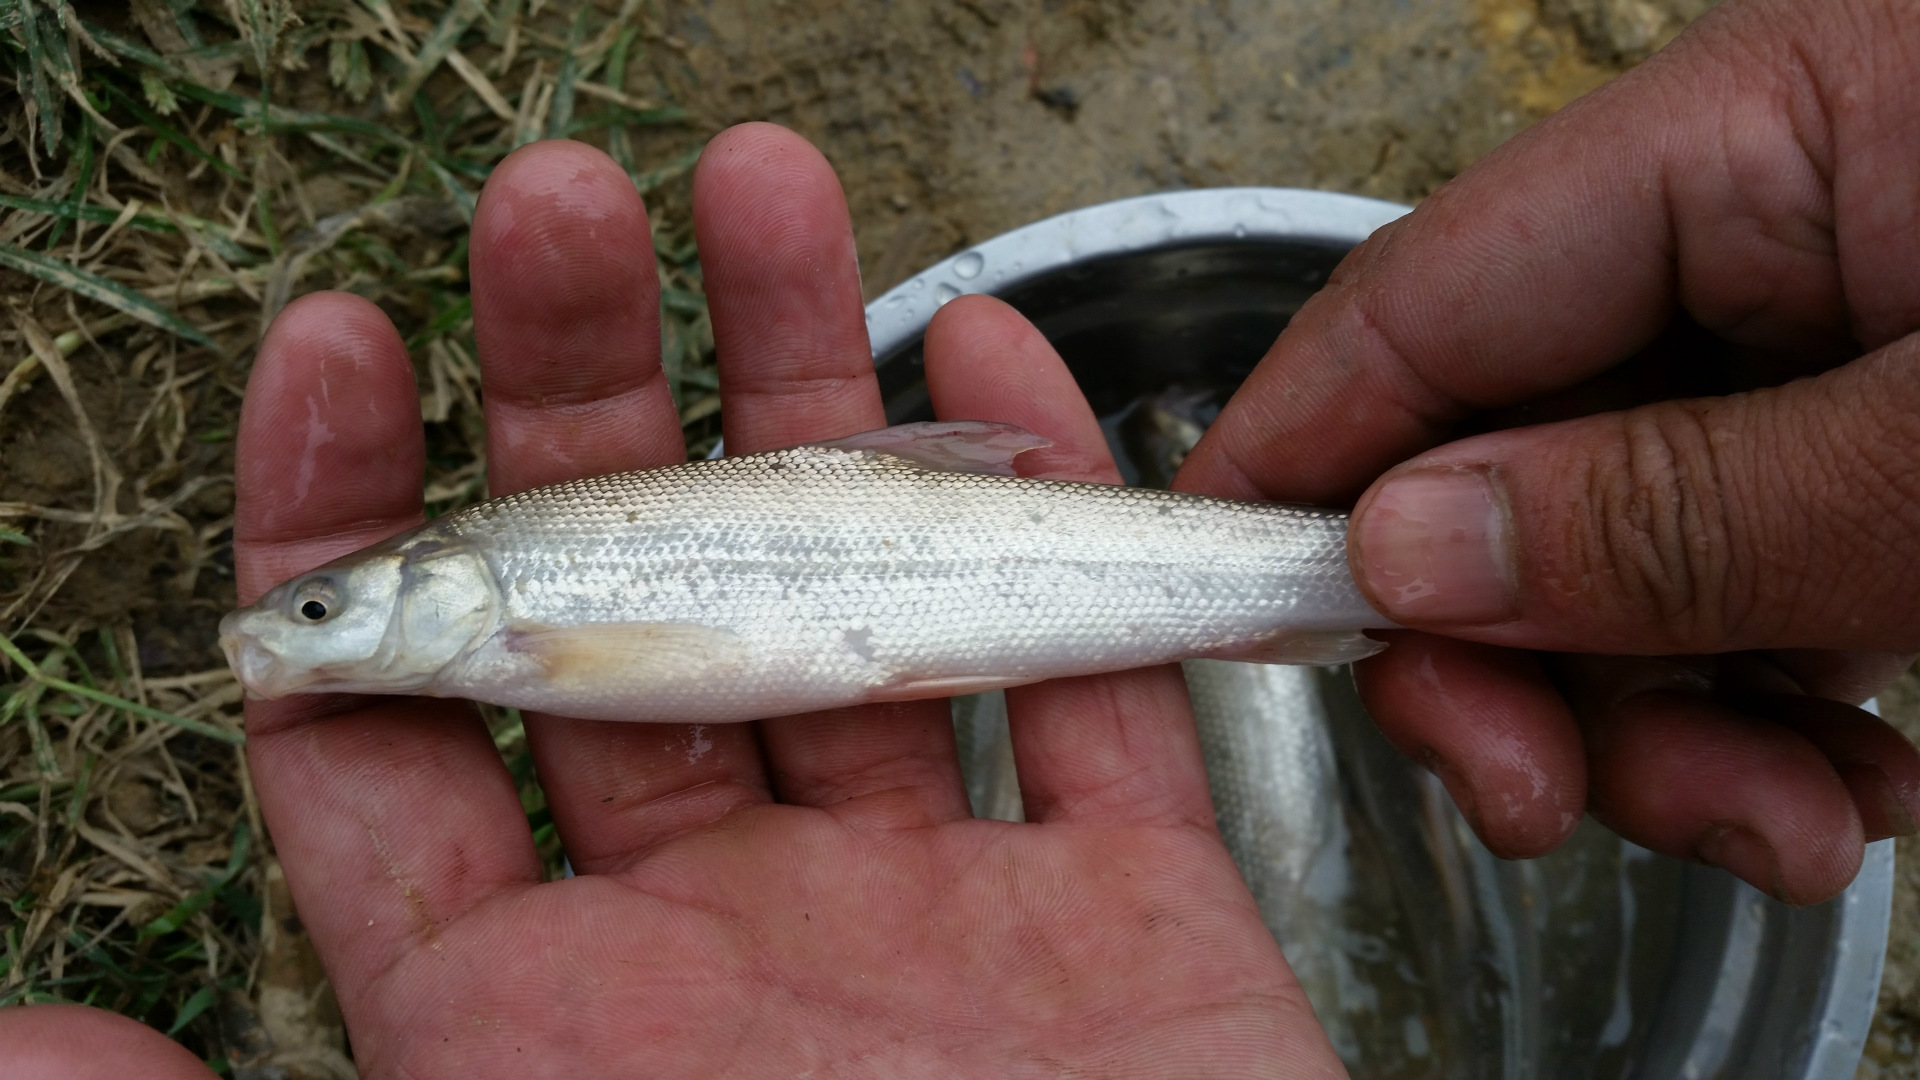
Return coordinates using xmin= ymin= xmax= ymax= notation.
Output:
xmin=1198 ymin=629 xmax=1386 ymax=666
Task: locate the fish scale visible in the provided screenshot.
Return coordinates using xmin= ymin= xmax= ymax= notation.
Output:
xmin=220 ymin=422 xmax=1393 ymax=722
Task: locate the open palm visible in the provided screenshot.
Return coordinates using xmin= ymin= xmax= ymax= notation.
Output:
xmin=222 ymin=127 xmax=1339 ymax=1078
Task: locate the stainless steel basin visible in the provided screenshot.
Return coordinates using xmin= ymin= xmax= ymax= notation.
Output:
xmin=863 ymin=188 xmax=1893 ymax=1080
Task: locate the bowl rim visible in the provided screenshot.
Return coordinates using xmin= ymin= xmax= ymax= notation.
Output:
xmin=864 ymin=186 xmax=1410 ymax=365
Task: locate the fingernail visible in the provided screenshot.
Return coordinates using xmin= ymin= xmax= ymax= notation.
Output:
xmin=1354 ymin=466 xmax=1518 ymax=624
xmin=1835 ymin=762 xmax=1919 ymax=841
xmin=1696 ymin=821 xmax=1786 ymax=900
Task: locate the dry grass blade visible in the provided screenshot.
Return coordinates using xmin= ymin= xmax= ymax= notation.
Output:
xmin=0 ymin=244 xmax=223 ymax=353
xmin=96 ymin=81 xmax=245 ymax=181
xmin=0 ymin=475 xmax=235 ymax=554
xmin=0 ymin=357 xmax=41 ymax=420
xmin=571 ymin=79 xmax=660 ymax=113
xmin=445 ymin=48 xmax=515 ymax=121
xmin=12 ymin=312 xmax=122 ymax=539
xmin=0 ymin=637 xmax=241 ymax=745
xmin=0 ymin=193 xmax=178 ymax=236
xmin=386 ymin=0 xmax=485 ymax=112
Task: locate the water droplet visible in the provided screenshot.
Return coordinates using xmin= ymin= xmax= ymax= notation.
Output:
xmin=952 ymin=251 xmax=985 ymax=279
xmin=1233 ymin=222 xmax=1247 ymax=238
xmin=934 ymin=283 xmax=961 ymax=306
xmin=909 ymin=277 xmax=926 ymax=291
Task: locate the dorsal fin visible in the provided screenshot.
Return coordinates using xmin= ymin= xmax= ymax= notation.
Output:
xmin=814 ymin=421 xmax=1052 ymax=476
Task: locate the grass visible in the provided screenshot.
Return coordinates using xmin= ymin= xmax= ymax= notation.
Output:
xmin=0 ymin=0 xmax=716 ymax=1067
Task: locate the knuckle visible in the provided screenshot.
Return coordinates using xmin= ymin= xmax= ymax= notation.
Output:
xmin=1576 ymin=401 xmax=1749 ymax=648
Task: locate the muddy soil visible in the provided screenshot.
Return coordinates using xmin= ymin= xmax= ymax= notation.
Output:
xmin=630 ymin=0 xmax=1709 ymax=296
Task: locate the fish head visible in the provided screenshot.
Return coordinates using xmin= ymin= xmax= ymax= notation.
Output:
xmin=219 ymin=532 xmax=499 ymax=699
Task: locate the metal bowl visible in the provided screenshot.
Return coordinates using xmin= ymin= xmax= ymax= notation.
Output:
xmin=862 ymin=188 xmax=1893 ymax=1080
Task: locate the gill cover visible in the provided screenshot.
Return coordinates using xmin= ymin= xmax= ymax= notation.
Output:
xmin=392 ymin=537 xmax=501 ymax=689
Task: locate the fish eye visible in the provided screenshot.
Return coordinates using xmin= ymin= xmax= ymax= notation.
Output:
xmin=290 ymin=578 xmax=340 ymax=623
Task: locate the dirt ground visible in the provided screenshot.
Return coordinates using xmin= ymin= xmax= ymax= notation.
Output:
xmin=631 ymin=0 xmax=1708 ymax=298
xmin=3 ymin=0 xmax=1914 ymax=1075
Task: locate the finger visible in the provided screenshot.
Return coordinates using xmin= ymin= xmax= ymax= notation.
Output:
xmin=470 ymin=139 xmax=683 ymax=493
xmin=1352 ymin=633 xmax=1585 ymax=857
xmin=1582 ymin=688 xmax=1864 ymax=904
xmin=1180 ymin=0 xmax=1920 ymax=504
xmin=1724 ymin=651 xmax=1920 ymax=838
xmin=699 ymin=122 xmax=880 ymax=449
xmin=233 ymin=295 xmax=430 ymax=597
xmin=236 ymin=294 xmax=537 ymax=1005
xmin=469 ymin=139 xmax=768 ymax=871
xmin=695 ymin=122 xmax=968 ymax=824
xmin=922 ymin=297 xmax=1127 ymax=486
xmin=1342 ymin=338 xmax=1920 ymax=655
xmin=1739 ymin=693 xmax=1920 ymax=841
xmin=924 ymin=295 xmax=1217 ymax=828
xmin=0 ymin=1005 xmax=214 ymax=1080
xmin=1762 ymin=648 xmax=1916 ymax=705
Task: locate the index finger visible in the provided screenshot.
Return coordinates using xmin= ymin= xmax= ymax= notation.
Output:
xmin=1178 ymin=1 xmax=1892 ymax=503
xmin=234 ymin=294 xmax=539 ymax=1011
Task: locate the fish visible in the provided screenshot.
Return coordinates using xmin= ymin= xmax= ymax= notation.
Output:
xmin=1116 ymin=385 xmax=1214 ymax=489
xmin=1185 ymin=659 xmax=1343 ymax=935
xmin=220 ymin=420 xmax=1393 ymax=722
xmin=1182 ymin=659 xmax=1360 ymax=1048
xmin=951 ymin=689 xmax=1024 ymax=822
xmin=1102 ymin=389 xmax=1364 ymax=1052
xmin=1117 ymin=391 xmax=1350 ymax=926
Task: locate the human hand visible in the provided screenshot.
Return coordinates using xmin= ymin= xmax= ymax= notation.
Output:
xmin=226 ymin=127 xmax=1340 ymax=1078
xmin=1181 ymin=0 xmax=1920 ymax=904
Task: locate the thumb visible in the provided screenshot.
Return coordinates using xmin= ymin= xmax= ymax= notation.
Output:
xmin=1348 ymin=336 xmax=1920 ymax=655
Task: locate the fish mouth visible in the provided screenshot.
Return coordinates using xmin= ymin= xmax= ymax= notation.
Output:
xmin=218 ymin=612 xmax=320 ymax=699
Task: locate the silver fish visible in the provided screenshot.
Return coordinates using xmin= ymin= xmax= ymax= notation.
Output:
xmin=1122 ymin=389 xmax=1352 ymax=947
xmin=221 ymin=421 xmax=1391 ymax=721
xmin=1106 ymin=390 xmax=1366 ymax=1055
xmin=952 ymin=689 xmax=1023 ymax=822
xmin=1182 ymin=660 xmax=1365 ymax=1055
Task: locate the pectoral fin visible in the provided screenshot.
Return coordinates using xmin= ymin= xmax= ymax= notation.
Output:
xmin=816 ymin=421 xmax=1051 ymax=476
xmin=506 ymin=621 xmax=746 ymax=690
xmin=1199 ymin=629 xmax=1386 ymax=666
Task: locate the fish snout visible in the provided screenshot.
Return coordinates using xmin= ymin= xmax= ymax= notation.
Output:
xmin=220 ymin=631 xmax=276 ymax=698
xmin=218 ymin=610 xmax=306 ymax=699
